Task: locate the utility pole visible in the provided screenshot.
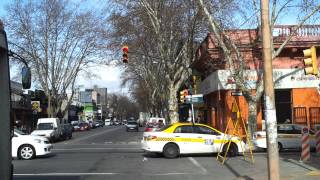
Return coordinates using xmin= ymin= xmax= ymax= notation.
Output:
xmin=261 ymin=1 xmax=280 ymax=180
xmin=0 ymin=20 xmax=12 ymax=180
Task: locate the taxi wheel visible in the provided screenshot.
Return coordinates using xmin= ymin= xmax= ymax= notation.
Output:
xmin=163 ymin=143 xmax=179 ymax=159
xmin=223 ymin=143 xmax=238 ymax=157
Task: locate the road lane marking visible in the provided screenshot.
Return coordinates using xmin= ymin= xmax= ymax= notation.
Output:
xmin=188 ymin=157 xmax=208 ymax=174
xmin=14 ymin=173 xmax=119 ymax=176
xmin=14 ymin=172 xmax=194 ymax=176
xmin=53 ymin=147 xmax=142 ymax=151
xmin=143 ymin=157 xmax=148 ymax=162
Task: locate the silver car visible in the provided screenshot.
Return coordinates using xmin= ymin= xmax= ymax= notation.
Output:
xmin=253 ymin=124 xmax=316 ymax=151
xmin=126 ymin=121 xmax=138 ymax=132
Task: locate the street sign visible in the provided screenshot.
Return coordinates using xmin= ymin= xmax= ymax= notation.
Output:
xmin=31 ymin=101 xmax=41 ymax=112
xmin=185 ymin=94 xmax=204 ymax=104
xmin=231 ymin=100 xmax=240 ymax=120
xmin=231 ymin=91 xmax=243 ymax=96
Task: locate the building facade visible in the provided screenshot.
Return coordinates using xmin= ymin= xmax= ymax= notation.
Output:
xmin=192 ymin=25 xmax=320 ymax=134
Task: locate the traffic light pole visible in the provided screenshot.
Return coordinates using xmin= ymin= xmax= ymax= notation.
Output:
xmin=0 ymin=20 xmax=13 ymax=180
xmin=261 ymin=1 xmax=280 ymax=180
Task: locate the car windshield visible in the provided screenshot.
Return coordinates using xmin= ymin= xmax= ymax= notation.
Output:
xmin=14 ymin=129 xmax=27 ymax=135
xmin=37 ymin=123 xmax=54 ymax=130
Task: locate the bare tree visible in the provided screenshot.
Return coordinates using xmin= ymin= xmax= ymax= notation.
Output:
xmin=197 ymin=0 xmax=320 ymax=137
xmin=5 ymin=0 xmax=107 ymax=117
xmin=108 ymin=0 xmax=235 ymax=123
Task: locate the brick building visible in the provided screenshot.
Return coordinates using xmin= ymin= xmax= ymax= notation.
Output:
xmin=192 ymin=25 xmax=320 ymax=133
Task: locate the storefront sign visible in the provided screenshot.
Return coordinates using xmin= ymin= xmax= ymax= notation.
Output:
xmin=200 ymin=69 xmax=320 ymax=95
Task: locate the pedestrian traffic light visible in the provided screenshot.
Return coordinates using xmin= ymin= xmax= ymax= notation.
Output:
xmin=303 ymin=46 xmax=318 ymax=75
xmin=179 ymin=89 xmax=188 ymax=103
xmin=122 ymin=45 xmax=129 ymax=63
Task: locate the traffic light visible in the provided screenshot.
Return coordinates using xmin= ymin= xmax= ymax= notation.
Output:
xmin=179 ymin=89 xmax=188 ymax=103
xmin=303 ymin=46 xmax=318 ymax=75
xmin=122 ymin=45 xmax=129 ymax=63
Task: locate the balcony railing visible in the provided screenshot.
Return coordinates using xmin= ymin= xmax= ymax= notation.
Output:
xmin=273 ymin=25 xmax=320 ymax=37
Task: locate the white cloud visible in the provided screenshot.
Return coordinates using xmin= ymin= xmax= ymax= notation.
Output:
xmin=77 ymin=65 xmax=128 ymax=93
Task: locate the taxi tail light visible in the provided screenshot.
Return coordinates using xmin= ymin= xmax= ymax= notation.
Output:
xmin=145 ymin=128 xmax=153 ymax=132
xmin=146 ymin=135 xmax=157 ymax=140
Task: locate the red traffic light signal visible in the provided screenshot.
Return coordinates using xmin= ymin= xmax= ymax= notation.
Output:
xmin=122 ymin=45 xmax=128 ymax=63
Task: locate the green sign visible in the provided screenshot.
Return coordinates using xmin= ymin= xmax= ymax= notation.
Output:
xmin=185 ymin=94 xmax=203 ymax=104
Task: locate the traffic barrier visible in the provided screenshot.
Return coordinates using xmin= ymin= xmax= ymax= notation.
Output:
xmin=301 ymin=127 xmax=310 ymax=162
xmin=316 ymin=130 xmax=320 ymax=156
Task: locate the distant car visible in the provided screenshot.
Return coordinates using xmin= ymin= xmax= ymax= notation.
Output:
xmin=145 ymin=118 xmax=166 ymax=132
xmin=253 ymin=124 xmax=316 ymax=151
xmin=96 ymin=120 xmax=104 ymax=127
xmin=12 ymin=129 xmax=52 ymax=160
xmin=141 ymin=123 xmax=247 ymax=158
xmin=126 ymin=121 xmax=139 ymax=132
xmin=114 ymin=121 xmax=120 ymax=126
xmin=105 ymin=119 xmax=111 ymax=126
xmin=60 ymin=124 xmax=73 ymax=140
xmin=72 ymin=122 xmax=80 ymax=131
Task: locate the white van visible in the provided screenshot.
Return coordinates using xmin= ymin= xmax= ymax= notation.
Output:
xmin=31 ymin=118 xmax=61 ymax=142
xmin=105 ymin=119 xmax=111 ymax=126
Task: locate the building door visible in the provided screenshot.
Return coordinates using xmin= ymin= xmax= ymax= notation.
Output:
xmin=309 ymin=107 xmax=320 ymax=129
xmin=275 ymin=89 xmax=292 ymax=123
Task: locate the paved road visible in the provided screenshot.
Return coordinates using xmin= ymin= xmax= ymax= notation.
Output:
xmin=13 ymin=125 xmax=320 ymax=180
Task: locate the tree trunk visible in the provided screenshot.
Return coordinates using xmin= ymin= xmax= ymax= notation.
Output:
xmin=47 ymin=95 xmax=53 ymax=118
xmin=247 ymin=100 xmax=257 ymax=140
xmin=168 ymin=85 xmax=179 ymax=124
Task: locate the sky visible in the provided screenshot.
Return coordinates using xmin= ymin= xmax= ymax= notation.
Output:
xmin=0 ymin=0 xmax=126 ymax=94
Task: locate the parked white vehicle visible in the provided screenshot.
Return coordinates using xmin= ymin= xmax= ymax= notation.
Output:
xmin=12 ymin=129 xmax=52 ymax=160
xmin=105 ymin=119 xmax=111 ymax=126
xmin=253 ymin=124 xmax=316 ymax=151
xmin=31 ymin=118 xmax=61 ymax=142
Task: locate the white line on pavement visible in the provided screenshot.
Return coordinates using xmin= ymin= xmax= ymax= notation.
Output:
xmin=14 ymin=172 xmax=119 ymax=176
xmin=188 ymin=157 xmax=208 ymax=174
xmin=53 ymin=147 xmax=141 ymax=151
xmin=14 ymin=172 xmax=193 ymax=176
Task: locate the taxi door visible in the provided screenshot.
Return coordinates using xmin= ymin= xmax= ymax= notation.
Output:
xmin=172 ymin=125 xmax=203 ymax=153
xmin=193 ymin=125 xmax=220 ymax=153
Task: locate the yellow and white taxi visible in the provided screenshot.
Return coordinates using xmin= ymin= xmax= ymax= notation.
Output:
xmin=141 ymin=123 xmax=247 ymax=158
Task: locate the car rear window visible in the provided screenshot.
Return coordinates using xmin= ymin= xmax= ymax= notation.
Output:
xmin=128 ymin=122 xmax=137 ymax=125
xmin=156 ymin=124 xmax=173 ymax=132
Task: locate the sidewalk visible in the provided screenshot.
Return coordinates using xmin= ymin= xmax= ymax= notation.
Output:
xmin=222 ymin=152 xmax=320 ymax=180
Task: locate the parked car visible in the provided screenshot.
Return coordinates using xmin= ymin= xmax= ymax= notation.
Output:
xmin=60 ymin=124 xmax=73 ymax=140
xmin=141 ymin=123 xmax=247 ymax=158
xmin=31 ymin=118 xmax=61 ymax=142
xmin=79 ymin=122 xmax=90 ymax=131
xmin=12 ymin=129 xmax=52 ymax=160
xmin=96 ymin=120 xmax=105 ymax=127
xmin=105 ymin=119 xmax=111 ymax=126
xmin=126 ymin=121 xmax=139 ymax=132
xmin=253 ymin=124 xmax=316 ymax=151
xmin=72 ymin=122 xmax=80 ymax=131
